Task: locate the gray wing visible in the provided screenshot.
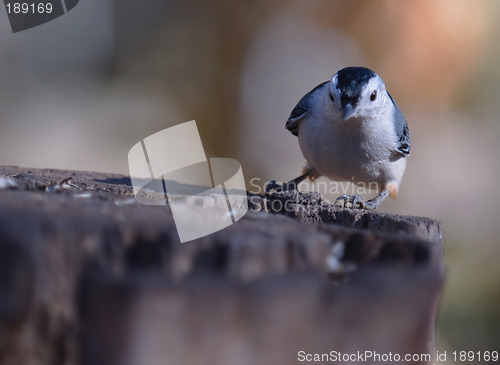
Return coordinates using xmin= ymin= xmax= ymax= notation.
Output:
xmin=286 ymin=81 xmax=328 ymax=136
xmin=389 ymin=93 xmax=411 ymax=156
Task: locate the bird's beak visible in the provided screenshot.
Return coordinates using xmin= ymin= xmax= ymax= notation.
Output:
xmin=342 ymin=103 xmax=355 ymax=120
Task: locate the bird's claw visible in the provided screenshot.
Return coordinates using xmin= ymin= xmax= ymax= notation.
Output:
xmin=334 ymin=195 xmax=367 ymax=209
xmin=265 ymin=180 xmax=281 ymax=194
xmin=265 ymin=180 xmax=298 ymax=194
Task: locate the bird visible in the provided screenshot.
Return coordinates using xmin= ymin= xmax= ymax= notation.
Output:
xmin=270 ymin=66 xmax=410 ymax=209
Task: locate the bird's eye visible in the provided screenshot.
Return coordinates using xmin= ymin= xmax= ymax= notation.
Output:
xmin=329 ymin=91 xmax=335 ymax=102
xmin=370 ymin=91 xmax=377 ymax=102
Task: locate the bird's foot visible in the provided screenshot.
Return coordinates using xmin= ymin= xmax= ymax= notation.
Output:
xmin=265 ymin=180 xmax=299 ymax=194
xmin=333 ymin=195 xmax=371 ymax=209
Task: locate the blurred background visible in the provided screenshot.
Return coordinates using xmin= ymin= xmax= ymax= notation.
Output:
xmin=0 ymin=0 xmax=499 ymax=358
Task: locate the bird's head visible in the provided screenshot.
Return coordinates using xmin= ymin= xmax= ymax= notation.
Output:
xmin=328 ymin=67 xmax=389 ymax=121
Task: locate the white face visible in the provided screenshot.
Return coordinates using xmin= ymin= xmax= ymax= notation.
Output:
xmin=328 ymin=73 xmax=389 ymax=120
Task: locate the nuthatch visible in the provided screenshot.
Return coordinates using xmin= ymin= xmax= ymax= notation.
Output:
xmin=273 ymin=66 xmax=410 ymax=209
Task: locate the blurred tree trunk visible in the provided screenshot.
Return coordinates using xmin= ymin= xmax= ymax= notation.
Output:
xmin=0 ymin=167 xmax=443 ymax=365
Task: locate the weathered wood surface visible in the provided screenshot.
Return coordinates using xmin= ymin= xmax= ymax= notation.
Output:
xmin=0 ymin=166 xmax=444 ymax=365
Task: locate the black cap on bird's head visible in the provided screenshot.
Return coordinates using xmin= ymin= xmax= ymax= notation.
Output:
xmin=335 ymin=67 xmax=376 ymax=120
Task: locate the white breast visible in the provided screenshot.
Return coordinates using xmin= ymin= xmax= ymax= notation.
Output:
xmin=298 ymin=108 xmax=406 ymax=188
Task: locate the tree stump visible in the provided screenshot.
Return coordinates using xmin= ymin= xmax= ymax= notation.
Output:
xmin=0 ymin=166 xmax=443 ymax=365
